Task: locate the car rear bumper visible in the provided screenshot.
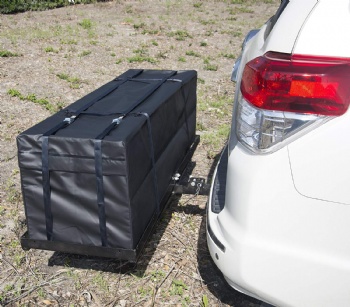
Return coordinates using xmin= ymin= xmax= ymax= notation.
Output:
xmin=207 ymin=143 xmax=350 ymax=307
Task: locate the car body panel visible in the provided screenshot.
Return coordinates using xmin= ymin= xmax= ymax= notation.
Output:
xmin=293 ymin=0 xmax=350 ymax=57
xmin=207 ymin=0 xmax=350 ymax=306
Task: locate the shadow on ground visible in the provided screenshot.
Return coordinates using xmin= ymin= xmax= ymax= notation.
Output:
xmin=47 ymin=147 xmax=271 ymax=306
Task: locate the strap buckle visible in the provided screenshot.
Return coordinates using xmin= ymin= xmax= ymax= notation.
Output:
xmin=63 ymin=115 xmax=76 ymax=124
xmin=112 ymin=116 xmax=124 ymax=125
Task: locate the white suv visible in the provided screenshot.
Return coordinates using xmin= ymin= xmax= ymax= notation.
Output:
xmin=207 ymin=0 xmax=350 ymax=306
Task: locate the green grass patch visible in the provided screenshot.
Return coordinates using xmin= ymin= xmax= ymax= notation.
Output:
xmin=7 ymin=89 xmax=62 ymax=113
xmin=57 ymin=73 xmax=82 ymax=89
xmin=185 ymin=50 xmax=200 ymax=57
xmin=44 ymin=46 xmax=59 ymax=53
xmin=79 ymin=19 xmax=94 ymax=30
xmin=222 ymin=53 xmax=236 ymax=59
xmin=79 ymin=50 xmax=91 ymax=57
xmin=0 ymin=50 xmax=19 ymax=57
xmin=127 ymin=55 xmax=157 ymax=64
xmin=0 ymin=0 xmax=109 ymax=14
xmin=168 ymin=30 xmax=192 ymax=41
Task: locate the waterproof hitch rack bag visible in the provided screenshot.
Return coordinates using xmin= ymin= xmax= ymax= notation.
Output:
xmin=18 ymin=69 xmax=197 ymax=262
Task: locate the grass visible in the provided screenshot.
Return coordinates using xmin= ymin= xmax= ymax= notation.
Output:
xmin=0 ymin=0 xmax=109 ymax=14
xmin=0 ymin=0 xmax=280 ymax=305
xmin=0 ymin=50 xmax=19 ymax=57
xmin=185 ymin=50 xmax=200 ymax=57
xmin=44 ymin=46 xmax=59 ymax=53
xmin=79 ymin=19 xmax=93 ymax=30
xmin=127 ymin=55 xmax=157 ymax=64
xmin=57 ymin=73 xmax=82 ymax=89
xmin=79 ymin=50 xmax=91 ymax=57
xmin=202 ymin=123 xmax=231 ymax=158
xmin=7 ymin=88 xmax=62 ymax=113
xmin=168 ymin=30 xmax=192 ymax=41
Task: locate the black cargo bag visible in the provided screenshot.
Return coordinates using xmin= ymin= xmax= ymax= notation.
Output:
xmin=17 ymin=69 xmax=197 ymax=260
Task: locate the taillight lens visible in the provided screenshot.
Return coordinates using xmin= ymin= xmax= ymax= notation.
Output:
xmin=241 ymin=52 xmax=350 ymax=116
xmin=232 ymin=52 xmax=350 ymax=153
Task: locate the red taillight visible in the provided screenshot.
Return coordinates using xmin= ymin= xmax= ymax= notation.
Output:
xmin=241 ymin=52 xmax=350 ymax=116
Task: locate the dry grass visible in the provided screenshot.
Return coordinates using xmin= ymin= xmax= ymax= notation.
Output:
xmin=0 ymin=1 xmax=279 ymax=306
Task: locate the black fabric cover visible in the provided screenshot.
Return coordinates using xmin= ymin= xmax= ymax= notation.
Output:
xmin=17 ymin=69 xmax=197 ymax=250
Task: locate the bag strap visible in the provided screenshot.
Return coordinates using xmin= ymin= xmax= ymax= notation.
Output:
xmin=93 ymin=72 xmax=177 ymax=245
xmin=95 ymin=70 xmax=177 ymax=140
xmin=42 ymin=69 xmax=144 ymax=137
xmin=40 ymin=70 xmax=143 ymax=242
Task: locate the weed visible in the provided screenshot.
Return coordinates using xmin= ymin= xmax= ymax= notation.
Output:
xmin=124 ymin=17 xmax=133 ymax=24
xmin=196 ymin=122 xmax=206 ymax=131
xmin=110 ymin=52 xmax=116 ymax=57
xmin=200 ymin=41 xmax=207 ymax=47
xmin=168 ymin=30 xmax=192 ymax=41
xmin=0 ymin=50 xmax=19 ymax=57
xmin=8 ymin=88 xmax=23 ymax=99
xmin=5 ymin=178 xmax=21 ymax=204
xmin=7 ymin=89 xmax=59 ymax=112
xmin=151 ymin=40 xmax=158 ymax=46
xmin=44 ymin=46 xmax=58 ymax=53
xmin=156 ymin=51 xmax=167 ymax=59
xmin=178 ymin=56 xmax=186 ymax=62
xmin=150 ymin=270 xmax=165 ymax=282
xmin=230 ymin=6 xmax=254 ymax=14
xmin=57 ymin=73 xmax=82 ymax=88
xmin=138 ymin=285 xmax=153 ymax=297
xmin=201 ymin=294 xmax=209 ymax=307
xmin=222 ymin=53 xmax=235 ymax=59
xmin=142 ymin=29 xmax=160 ymax=35
xmin=193 ymin=2 xmax=202 ymax=8
xmin=93 ymin=273 xmax=109 ymax=292
xmin=133 ymin=22 xmax=146 ymax=30
xmin=37 ymin=287 xmax=45 ymax=298
xmin=199 ymin=19 xmax=215 ymax=26
xmin=115 ymin=59 xmax=123 ymax=64
xmin=79 ymin=19 xmax=93 ymax=30
xmin=170 ymin=279 xmax=188 ymax=296
xmin=197 ymin=78 xmax=205 ymax=84
xmin=125 ymin=5 xmax=133 ymax=14
xmin=182 ymin=296 xmax=191 ymax=305
xmin=79 ymin=50 xmax=91 ymax=57
xmin=202 ymin=123 xmax=230 ymax=158
xmin=127 ymin=55 xmax=157 ymax=64
xmin=90 ymin=40 xmax=98 ymax=45
xmin=204 ymin=63 xmax=218 ymax=71
xmin=186 ymin=50 xmax=200 ymax=57
xmin=233 ymin=31 xmax=242 ymax=37
xmin=14 ymin=252 xmax=25 ymax=267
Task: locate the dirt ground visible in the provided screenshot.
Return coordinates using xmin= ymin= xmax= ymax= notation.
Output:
xmin=0 ymin=1 xmax=279 ymax=306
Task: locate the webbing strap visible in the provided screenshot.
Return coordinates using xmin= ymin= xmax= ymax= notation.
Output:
xmin=40 ymin=70 xmax=143 ymax=242
xmin=92 ymin=73 xmax=177 ymax=245
xmin=94 ymin=140 xmax=108 ymax=246
xmin=95 ymin=71 xmax=177 ymax=140
xmin=73 ymin=69 xmax=144 ymax=117
xmin=139 ymin=112 xmax=160 ymax=215
xmin=42 ymin=136 xmax=53 ymax=241
xmin=180 ymin=86 xmax=191 ymax=143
